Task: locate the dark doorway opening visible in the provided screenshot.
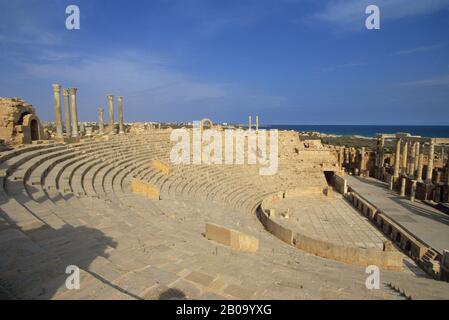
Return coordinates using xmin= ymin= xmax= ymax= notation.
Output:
xmin=30 ymin=119 xmax=39 ymax=141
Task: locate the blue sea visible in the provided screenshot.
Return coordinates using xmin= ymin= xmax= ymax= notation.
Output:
xmin=260 ymin=125 xmax=449 ymax=138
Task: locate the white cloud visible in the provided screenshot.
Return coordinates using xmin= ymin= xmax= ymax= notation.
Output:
xmin=394 ymin=44 xmax=444 ymax=55
xmin=311 ymin=0 xmax=449 ymax=29
xmin=21 ymin=50 xmax=227 ymax=104
xmin=392 ymin=75 xmax=449 ymax=87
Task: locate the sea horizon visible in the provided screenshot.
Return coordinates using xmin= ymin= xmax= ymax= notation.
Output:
xmin=260 ymin=124 xmax=449 ymax=138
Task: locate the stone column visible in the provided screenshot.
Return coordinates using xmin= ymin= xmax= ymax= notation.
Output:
xmin=107 ymin=95 xmax=115 ymax=134
xmin=378 ymin=137 xmax=385 ymax=167
xmin=255 ymin=115 xmax=259 ymax=132
xmin=360 ymin=147 xmax=366 ymax=173
xmin=394 ymin=139 xmax=401 ymax=178
xmin=339 ymin=148 xmax=344 ymax=169
xmin=62 ymin=88 xmax=71 ymax=137
xmin=409 ymin=142 xmax=417 ymax=176
xmin=400 ymin=177 xmax=406 ymax=196
xmin=118 ymin=96 xmax=124 ymax=134
xmin=248 ymin=116 xmax=252 ymax=131
xmin=52 ymin=84 xmax=63 ymax=139
xmin=401 ymin=141 xmax=408 ymax=176
xmin=415 ymin=142 xmax=421 ymax=170
xmin=410 ymin=180 xmax=417 ymax=202
xmin=426 ymin=140 xmax=435 ymax=184
xmin=98 ymin=107 xmax=104 ymax=135
xmin=69 ymin=88 xmax=79 ymax=138
xmin=417 ymin=152 xmax=424 ymax=183
xmin=447 ymin=149 xmax=449 ymax=187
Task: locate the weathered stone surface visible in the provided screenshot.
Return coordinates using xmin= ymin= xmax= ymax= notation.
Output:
xmin=205 ymin=223 xmax=259 ymax=252
xmin=151 ymin=160 xmax=170 ymax=175
xmin=0 ymin=97 xmax=44 ymax=144
xmin=130 ymin=178 xmax=160 ymax=199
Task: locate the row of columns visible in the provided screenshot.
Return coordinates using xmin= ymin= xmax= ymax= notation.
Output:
xmin=390 ymin=138 xmax=435 ymax=184
xmin=101 ymin=95 xmax=124 ymax=135
xmin=52 ymin=85 xmax=79 ymax=139
xmin=53 ymin=84 xmax=125 ymax=138
xmin=248 ymin=115 xmax=259 ymax=131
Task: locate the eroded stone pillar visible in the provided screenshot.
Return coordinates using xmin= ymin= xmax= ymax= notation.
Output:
xmin=394 ymin=139 xmax=401 ymax=178
xmin=410 ymin=180 xmax=417 ymax=202
xmin=339 ymin=148 xmax=344 ymax=168
xmin=360 ymin=147 xmax=366 ymax=173
xmin=62 ymin=88 xmax=71 ymax=137
xmin=414 ymin=142 xmax=420 ymax=171
xmin=107 ymin=95 xmax=115 ymax=134
xmin=52 ymin=84 xmax=63 ymax=139
xmin=255 ymin=115 xmax=259 ymax=132
xmin=377 ymin=137 xmax=385 ymax=167
xmin=446 ymin=150 xmax=449 ymax=187
xmin=400 ymin=177 xmax=406 ymax=196
xmin=426 ymin=140 xmax=435 ymax=184
xmin=401 ymin=141 xmax=408 ymax=176
xmin=69 ymin=88 xmax=79 ymax=138
xmin=417 ymin=152 xmax=424 ymax=183
xmin=409 ymin=142 xmax=416 ymax=176
xmin=118 ymin=96 xmax=124 ymax=134
xmin=98 ymin=107 xmax=104 ymax=135
xmin=248 ymin=116 xmax=252 ymax=131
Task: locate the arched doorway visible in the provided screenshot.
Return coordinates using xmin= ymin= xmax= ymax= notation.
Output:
xmin=30 ymin=119 xmax=39 ymax=141
xmin=200 ymin=118 xmax=213 ymax=130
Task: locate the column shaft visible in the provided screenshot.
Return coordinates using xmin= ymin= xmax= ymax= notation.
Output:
xmin=118 ymin=96 xmax=124 ymax=134
xmin=248 ymin=116 xmax=252 ymax=131
xmin=401 ymin=141 xmax=408 ymax=176
xmin=52 ymin=84 xmax=63 ymax=138
xmin=69 ymin=88 xmax=79 ymax=138
xmin=410 ymin=142 xmax=417 ymax=176
xmin=107 ymin=95 xmax=115 ymax=134
xmin=394 ymin=139 xmax=401 ymax=178
xmin=417 ymin=152 xmax=424 ymax=183
xmin=426 ymin=140 xmax=435 ymax=183
xmin=414 ymin=142 xmax=420 ymax=170
xmin=63 ymin=89 xmax=71 ymax=137
xmin=98 ymin=107 xmax=104 ymax=135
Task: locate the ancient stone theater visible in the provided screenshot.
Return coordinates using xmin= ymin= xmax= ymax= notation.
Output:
xmin=0 ymin=86 xmax=448 ymax=300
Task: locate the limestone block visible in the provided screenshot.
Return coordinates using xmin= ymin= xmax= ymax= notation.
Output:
xmin=130 ymin=178 xmax=160 ymax=200
xmin=205 ymin=223 xmax=258 ymax=252
xmin=151 ymin=160 xmax=170 ymax=175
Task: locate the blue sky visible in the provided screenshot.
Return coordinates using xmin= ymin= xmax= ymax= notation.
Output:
xmin=0 ymin=0 xmax=449 ymax=124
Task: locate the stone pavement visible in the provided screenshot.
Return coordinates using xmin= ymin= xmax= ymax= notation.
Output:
xmin=346 ymin=175 xmax=449 ymax=255
xmin=270 ymin=196 xmax=388 ymax=250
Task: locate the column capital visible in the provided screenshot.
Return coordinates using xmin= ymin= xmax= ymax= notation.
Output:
xmin=52 ymin=84 xmax=61 ymax=93
xmin=98 ymin=107 xmax=104 ymax=113
xmin=107 ymin=95 xmax=114 ymax=101
xmin=62 ymin=88 xmax=70 ymax=96
xmin=69 ymin=88 xmax=77 ymax=95
xmin=118 ymin=96 xmax=123 ymax=101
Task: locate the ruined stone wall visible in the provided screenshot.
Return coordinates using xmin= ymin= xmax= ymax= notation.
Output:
xmin=0 ymin=97 xmax=44 ymax=144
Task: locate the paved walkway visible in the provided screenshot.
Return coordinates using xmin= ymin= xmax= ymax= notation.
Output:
xmin=346 ymin=175 xmax=449 ymax=254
